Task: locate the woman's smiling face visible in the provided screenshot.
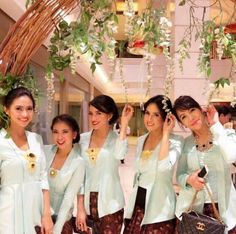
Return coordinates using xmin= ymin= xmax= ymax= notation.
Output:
xmin=88 ymin=105 xmax=112 ymax=130
xmin=144 ymin=103 xmax=164 ymax=132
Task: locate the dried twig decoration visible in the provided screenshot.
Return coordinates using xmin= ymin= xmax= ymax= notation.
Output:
xmin=0 ymin=0 xmax=79 ymax=76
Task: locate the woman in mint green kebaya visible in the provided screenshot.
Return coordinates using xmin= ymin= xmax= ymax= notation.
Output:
xmin=173 ymin=96 xmax=236 ymax=233
xmin=0 ymin=87 xmax=53 ymax=234
xmin=78 ymin=95 xmax=133 ymax=234
xmin=124 ymin=95 xmax=183 ymax=234
xmin=44 ymin=114 xmax=86 ymax=234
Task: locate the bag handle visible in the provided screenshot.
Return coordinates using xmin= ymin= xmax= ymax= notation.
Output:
xmin=187 ymin=184 xmax=224 ymax=224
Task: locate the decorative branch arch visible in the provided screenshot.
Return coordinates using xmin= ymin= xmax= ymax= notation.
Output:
xmin=0 ymin=0 xmax=78 ymax=76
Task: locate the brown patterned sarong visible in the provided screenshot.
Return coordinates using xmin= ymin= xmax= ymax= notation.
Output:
xmin=124 ymin=205 xmax=144 ymax=233
xmin=52 ymin=215 xmax=73 ymax=234
xmin=88 ymin=192 xmax=124 ymax=234
xmin=61 ymin=217 xmax=74 ymax=234
xmin=124 ymin=205 xmax=176 ymax=234
xmin=141 ymin=219 xmax=176 ymax=234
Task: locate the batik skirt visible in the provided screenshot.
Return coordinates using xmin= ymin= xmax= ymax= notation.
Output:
xmin=123 ymin=187 xmax=176 ymax=234
xmin=35 ymin=217 xmax=73 ymax=234
xmin=88 ymin=191 xmax=124 ymax=234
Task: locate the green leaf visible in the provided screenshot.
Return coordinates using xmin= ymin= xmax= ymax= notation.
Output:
xmin=225 ymin=79 xmax=230 ymax=86
xmin=70 ymin=21 xmax=78 ymax=29
xmin=214 ymin=78 xmax=230 ymax=88
xmin=118 ymin=41 xmax=126 ymax=57
xmin=232 ymin=54 xmax=236 ymax=64
xmin=113 ymin=14 xmax=119 ymax=24
xmin=59 ymin=20 xmax=68 ymax=30
xmin=90 ymin=63 xmax=96 ymax=73
xmin=206 ymin=67 xmax=211 ymax=77
xmin=59 ymin=73 xmax=65 ymax=83
xmin=179 ymin=0 xmax=186 ymax=6
xmin=49 ymin=45 xmax=58 ymax=53
xmin=223 ymin=37 xmax=229 ymax=47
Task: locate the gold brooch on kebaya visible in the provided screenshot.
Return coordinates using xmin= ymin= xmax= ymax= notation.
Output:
xmin=141 ymin=150 xmax=153 ymax=161
xmin=24 ymin=153 xmax=37 ymax=173
xmin=86 ymin=148 xmax=100 ymax=164
xmin=49 ymin=168 xmax=58 ymax=177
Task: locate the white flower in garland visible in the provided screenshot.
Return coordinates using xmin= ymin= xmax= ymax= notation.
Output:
xmin=124 ymin=0 xmax=136 ymax=39
xmin=160 ymin=16 xmax=172 ymax=28
xmin=118 ymin=58 xmax=128 ymax=103
xmin=205 ymin=82 xmax=218 ymax=104
xmin=231 ymin=83 xmax=236 ymax=107
xmin=144 ymin=54 xmax=153 ymax=98
xmin=70 ymin=48 xmax=80 ymax=75
xmin=160 ymin=16 xmax=174 ymax=108
xmin=44 ymin=71 xmax=55 ymax=112
xmin=124 ymin=0 xmax=136 ymax=18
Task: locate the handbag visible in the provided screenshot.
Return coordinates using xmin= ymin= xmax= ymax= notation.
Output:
xmin=178 ymin=185 xmax=226 ymax=234
xmin=72 ymin=216 xmax=96 ymax=234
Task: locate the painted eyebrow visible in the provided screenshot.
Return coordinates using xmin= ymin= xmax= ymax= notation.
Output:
xmin=15 ymin=105 xmax=34 ymax=109
xmin=151 ymin=112 xmax=161 ymax=115
xmin=52 ymin=128 xmax=70 ymax=131
xmin=178 ymin=113 xmax=185 ymax=119
xmin=145 ymin=110 xmax=160 ymax=114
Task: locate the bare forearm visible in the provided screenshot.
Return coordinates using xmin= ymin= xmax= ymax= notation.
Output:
xmin=77 ymin=194 xmax=86 ymax=213
xmin=42 ymin=189 xmax=53 ymax=233
xmin=42 ymin=190 xmax=51 ymax=216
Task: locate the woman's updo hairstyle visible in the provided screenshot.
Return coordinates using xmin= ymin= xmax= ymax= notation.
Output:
xmin=4 ymin=87 xmax=35 ymax=109
xmin=143 ymin=95 xmax=173 ymax=121
xmin=51 ymin=114 xmax=80 ymax=143
xmin=89 ymin=95 xmax=119 ymax=125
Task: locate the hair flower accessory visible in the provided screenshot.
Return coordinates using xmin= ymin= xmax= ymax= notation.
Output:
xmin=162 ymin=96 xmax=172 ymax=115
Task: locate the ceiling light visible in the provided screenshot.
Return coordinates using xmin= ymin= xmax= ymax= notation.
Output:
xmin=116 ymin=1 xmax=138 ymax=15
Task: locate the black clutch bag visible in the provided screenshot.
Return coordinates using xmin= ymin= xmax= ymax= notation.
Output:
xmin=178 ymin=185 xmax=226 ymax=234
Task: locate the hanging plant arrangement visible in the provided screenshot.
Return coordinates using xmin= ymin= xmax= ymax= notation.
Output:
xmin=126 ymin=7 xmax=171 ymax=57
xmin=47 ymin=0 xmax=118 ymax=78
xmin=1 ymin=0 xmax=235 ymax=109
xmin=123 ymin=3 xmax=173 ymax=99
xmin=177 ymin=0 xmax=236 ymax=78
xmin=46 ymin=0 xmax=174 ymax=103
xmin=177 ymin=0 xmax=236 ymax=106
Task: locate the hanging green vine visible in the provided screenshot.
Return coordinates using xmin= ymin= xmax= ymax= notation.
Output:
xmin=47 ymin=0 xmax=118 ymax=78
xmin=178 ymin=0 xmax=236 ymax=78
